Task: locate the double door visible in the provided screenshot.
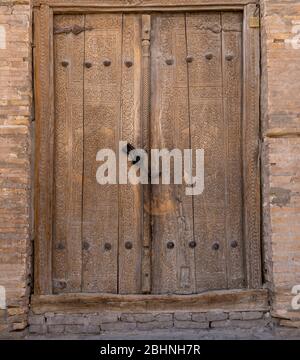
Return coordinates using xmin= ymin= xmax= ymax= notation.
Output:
xmin=52 ymin=11 xmax=248 ymax=295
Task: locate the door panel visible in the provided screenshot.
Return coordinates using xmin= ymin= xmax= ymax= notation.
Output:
xmin=53 ymin=14 xmax=143 ymax=294
xmin=118 ymin=14 xmax=143 ymax=294
xmin=152 ymin=11 xmax=245 ymax=293
xmin=53 ymin=15 xmax=85 ymax=293
xmin=82 ymin=14 xmax=122 ymax=293
xmin=151 ymin=14 xmax=196 ymax=294
xmin=52 ymin=11 xmax=247 ymax=295
xmin=186 ymin=12 xmax=227 ymax=291
xmin=221 ymin=12 xmax=244 ymax=288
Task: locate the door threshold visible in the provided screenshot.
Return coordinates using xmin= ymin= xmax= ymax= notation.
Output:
xmin=31 ymin=288 xmax=269 ymax=314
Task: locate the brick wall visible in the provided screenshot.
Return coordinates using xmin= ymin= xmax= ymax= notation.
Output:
xmin=261 ymin=0 xmax=300 ymax=326
xmin=0 ymin=1 xmax=32 ymax=334
xmin=0 ymin=0 xmax=300 ymax=337
xmin=27 ymin=310 xmax=270 ymax=335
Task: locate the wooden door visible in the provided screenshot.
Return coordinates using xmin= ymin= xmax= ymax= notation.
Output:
xmin=35 ymin=7 xmax=261 ymax=296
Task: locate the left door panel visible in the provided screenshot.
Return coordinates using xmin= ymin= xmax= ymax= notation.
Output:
xmin=53 ymin=15 xmax=85 ymax=293
xmin=52 ymin=14 xmax=143 ymax=294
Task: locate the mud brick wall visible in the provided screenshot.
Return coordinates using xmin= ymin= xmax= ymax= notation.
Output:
xmin=261 ymin=0 xmax=300 ymax=326
xmin=0 ymin=1 xmax=32 ymax=333
xmin=27 ymin=310 xmax=271 ymax=335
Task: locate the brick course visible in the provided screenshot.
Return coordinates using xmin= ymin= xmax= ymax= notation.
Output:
xmin=27 ymin=311 xmax=270 ymax=335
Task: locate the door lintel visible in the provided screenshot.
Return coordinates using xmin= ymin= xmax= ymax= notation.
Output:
xmin=33 ymin=0 xmax=256 ymax=12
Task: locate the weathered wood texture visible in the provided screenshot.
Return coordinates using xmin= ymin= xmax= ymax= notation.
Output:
xmin=151 ymin=11 xmax=246 ymax=294
xmin=187 ymin=12 xmax=228 ymax=291
xmin=53 ymin=14 xmax=84 ymax=293
xmin=34 ymin=5 xmax=54 ymax=295
xmin=265 ymin=128 xmax=300 ymax=138
xmin=221 ymin=12 xmax=244 ymax=289
xmin=51 ymin=14 xmax=144 ymax=294
xmin=243 ymin=4 xmax=261 ymax=288
xmin=141 ymin=14 xmax=152 ymax=294
xmin=31 ymin=289 xmax=269 ymax=313
xmin=82 ymin=14 xmax=122 ymax=293
xmin=118 ymin=14 xmax=143 ymax=294
xmin=151 ymin=13 xmax=196 ymax=294
xmin=33 ymin=0 xmax=255 ymax=8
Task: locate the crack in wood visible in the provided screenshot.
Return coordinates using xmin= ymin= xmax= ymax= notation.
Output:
xmin=54 ymin=24 xmax=93 ymax=35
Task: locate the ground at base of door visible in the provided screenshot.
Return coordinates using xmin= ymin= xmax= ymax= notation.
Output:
xmin=24 ymin=327 xmax=300 ymax=340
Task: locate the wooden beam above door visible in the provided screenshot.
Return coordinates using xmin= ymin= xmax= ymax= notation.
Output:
xmin=33 ymin=0 xmax=256 ymax=11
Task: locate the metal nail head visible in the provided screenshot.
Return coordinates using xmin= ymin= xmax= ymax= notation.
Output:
xmin=124 ymin=59 xmax=133 ymax=68
xmin=103 ymin=59 xmax=111 ymax=67
xmin=212 ymin=242 xmax=220 ymax=250
xmin=125 ymin=241 xmax=133 ymax=250
xmin=167 ymin=241 xmax=175 ymax=249
xmin=186 ymin=56 xmax=193 ymax=63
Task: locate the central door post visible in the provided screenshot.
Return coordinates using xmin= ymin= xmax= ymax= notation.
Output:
xmin=141 ymin=14 xmax=152 ymax=294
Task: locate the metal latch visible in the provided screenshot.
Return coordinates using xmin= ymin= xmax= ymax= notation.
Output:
xmin=249 ymin=16 xmax=260 ymax=28
xmin=250 ymin=3 xmax=260 ymax=28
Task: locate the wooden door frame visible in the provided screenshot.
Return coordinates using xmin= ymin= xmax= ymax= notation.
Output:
xmin=33 ymin=0 xmax=261 ymax=297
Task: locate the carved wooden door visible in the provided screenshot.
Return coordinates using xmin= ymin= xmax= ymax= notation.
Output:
xmin=49 ymin=11 xmax=260 ymax=295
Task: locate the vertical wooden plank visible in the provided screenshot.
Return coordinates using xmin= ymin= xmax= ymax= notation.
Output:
xmin=34 ymin=5 xmax=53 ymax=295
xmin=151 ymin=14 xmax=195 ymax=294
xmin=52 ymin=15 xmax=84 ymax=293
xmin=243 ymin=4 xmax=261 ymax=288
xmin=221 ymin=12 xmax=245 ymax=288
xmin=141 ymin=14 xmax=152 ymax=294
xmin=186 ymin=12 xmax=227 ymax=291
xmin=82 ymin=14 xmax=122 ymax=293
xmin=118 ymin=14 xmax=143 ymax=294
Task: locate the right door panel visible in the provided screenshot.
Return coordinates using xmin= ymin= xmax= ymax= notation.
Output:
xmin=151 ymin=11 xmax=245 ymax=294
